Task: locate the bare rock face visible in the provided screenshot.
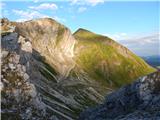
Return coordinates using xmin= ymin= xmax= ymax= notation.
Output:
xmin=15 ymin=18 xmax=75 ymax=76
xmin=1 ymin=33 xmax=51 ymax=119
xmin=79 ymin=71 xmax=160 ymax=120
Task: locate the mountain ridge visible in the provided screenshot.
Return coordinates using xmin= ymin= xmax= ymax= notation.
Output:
xmin=73 ymin=28 xmax=155 ymax=87
xmin=1 ymin=18 xmax=156 ymax=120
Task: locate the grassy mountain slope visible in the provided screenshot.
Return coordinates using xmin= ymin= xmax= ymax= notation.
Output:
xmin=74 ymin=28 xmax=156 ymax=88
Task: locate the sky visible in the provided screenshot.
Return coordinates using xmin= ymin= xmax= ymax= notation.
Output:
xmin=1 ymin=0 xmax=159 ymax=56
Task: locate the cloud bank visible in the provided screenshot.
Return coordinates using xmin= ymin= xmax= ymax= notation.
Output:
xmin=71 ymin=0 xmax=104 ymax=6
xmin=118 ymin=33 xmax=159 ymax=56
xmin=29 ymin=3 xmax=58 ymax=10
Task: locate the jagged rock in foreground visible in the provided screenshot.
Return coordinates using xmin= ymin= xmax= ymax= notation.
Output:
xmin=1 ymin=50 xmax=49 ymax=119
xmin=1 ymin=31 xmax=54 ymax=119
xmin=79 ymin=71 xmax=160 ymax=120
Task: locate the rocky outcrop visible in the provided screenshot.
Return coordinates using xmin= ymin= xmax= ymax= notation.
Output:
xmin=1 ymin=32 xmax=53 ymax=119
xmin=79 ymin=71 xmax=160 ymax=120
xmin=15 ymin=18 xmax=75 ymax=76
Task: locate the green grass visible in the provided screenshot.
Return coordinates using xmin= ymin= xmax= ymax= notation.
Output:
xmin=74 ymin=29 xmax=156 ymax=88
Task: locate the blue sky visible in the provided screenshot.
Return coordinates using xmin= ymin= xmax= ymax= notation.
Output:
xmin=1 ymin=0 xmax=159 ymax=56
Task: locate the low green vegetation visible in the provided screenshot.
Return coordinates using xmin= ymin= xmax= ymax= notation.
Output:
xmin=74 ymin=29 xmax=156 ymax=88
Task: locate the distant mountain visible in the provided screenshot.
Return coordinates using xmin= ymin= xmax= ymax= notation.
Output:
xmin=1 ymin=18 xmax=156 ymax=120
xmin=142 ymin=55 xmax=160 ymax=68
xmin=79 ymin=71 xmax=160 ymax=120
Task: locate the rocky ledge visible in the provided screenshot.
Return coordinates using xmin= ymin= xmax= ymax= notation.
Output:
xmin=1 ymin=32 xmax=54 ymax=119
xmin=79 ymin=71 xmax=160 ymax=120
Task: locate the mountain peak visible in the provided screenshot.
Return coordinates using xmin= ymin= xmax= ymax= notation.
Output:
xmin=30 ymin=17 xmax=58 ymax=23
xmin=74 ymin=28 xmax=91 ymax=34
xmin=74 ymin=28 xmax=114 ymax=43
xmin=11 ymin=18 xmax=75 ymax=76
xmin=74 ymin=28 xmax=100 ymax=37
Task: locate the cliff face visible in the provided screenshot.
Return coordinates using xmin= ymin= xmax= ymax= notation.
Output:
xmin=15 ymin=18 xmax=75 ymax=76
xmin=1 ymin=31 xmax=50 ymax=119
xmin=0 ymin=18 xmax=156 ymax=120
xmin=79 ymin=71 xmax=160 ymax=120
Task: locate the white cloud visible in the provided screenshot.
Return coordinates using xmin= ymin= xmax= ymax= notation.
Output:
xmin=71 ymin=0 xmax=104 ymax=13
xmin=119 ymin=32 xmax=160 ymax=56
xmin=78 ymin=7 xmax=87 ymax=12
xmin=104 ymin=32 xmax=159 ymax=56
xmin=12 ymin=9 xmax=50 ymax=21
xmin=29 ymin=3 xmax=58 ymax=10
xmin=12 ymin=9 xmax=66 ymax=23
xmin=87 ymin=0 xmax=105 ymax=6
xmin=0 ymin=2 xmax=6 ymax=8
xmin=33 ymin=0 xmax=39 ymax=3
xmin=16 ymin=18 xmax=28 ymax=22
xmin=71 ymin=0 xmax=104 ymax=6
xmin=104 ymin=32 xmax=129 ymax=40
xmin=120 ymin=33 xmax=159 ymax=45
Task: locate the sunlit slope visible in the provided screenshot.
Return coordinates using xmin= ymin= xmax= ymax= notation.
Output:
xmin=74 ymin=28 xmax=156 ymax=87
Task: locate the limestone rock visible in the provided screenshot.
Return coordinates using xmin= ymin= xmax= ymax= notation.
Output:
xmin=21 ymin=41 xmax=32 ymax=53
xmin=15 ymin=18 xmax=76 ymax=76
xmin=23 ymin=73 xmax=29 ymax=81
xmin=1 ymin=50 xmax=9 ymax=58
xmin=1 ymin=51 xmax=50 ymax=120
xmin=8 ymin=63 xmax=16 ymax=70
xmin=79 ymin=71 xmax=160 ymax=120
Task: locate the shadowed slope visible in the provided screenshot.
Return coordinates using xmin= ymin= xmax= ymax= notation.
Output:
xmin=79 ymin=71 xmax=160 ymax=120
